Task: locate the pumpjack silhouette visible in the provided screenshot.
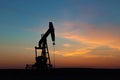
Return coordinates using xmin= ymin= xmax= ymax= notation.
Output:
xmin=26 ymin=22 xmax=55 ymax=71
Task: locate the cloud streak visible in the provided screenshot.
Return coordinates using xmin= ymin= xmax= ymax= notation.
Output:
xmin=57 ymin=22 xmax=120 ymax=50
xmin=63 ymin=43 xmax=72 ymax=47
xmin=54 ymin=21 xmax=120 ymax=58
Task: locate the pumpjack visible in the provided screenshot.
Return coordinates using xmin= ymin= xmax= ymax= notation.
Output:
xmin=26 ymin=22 xmax=55 ymax=71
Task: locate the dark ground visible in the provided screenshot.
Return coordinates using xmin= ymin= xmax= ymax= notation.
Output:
xmin=0 ymin=68 xmax=120 ymax=80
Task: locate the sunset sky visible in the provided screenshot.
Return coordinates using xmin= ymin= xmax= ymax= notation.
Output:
xmin=0 ymin=0 xmax=120 ymax=69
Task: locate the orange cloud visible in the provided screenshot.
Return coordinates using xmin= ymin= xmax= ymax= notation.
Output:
xmin=57 ymin=22 xmax=120 ymax=50
xmin=63 ymin=43 xmax=72 ymax=47
xmin=62 ymin=48 xmax=91 ymax=57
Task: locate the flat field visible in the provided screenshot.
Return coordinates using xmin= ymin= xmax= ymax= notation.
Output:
xmin=0 ymin=68 xmax=120 ymax=80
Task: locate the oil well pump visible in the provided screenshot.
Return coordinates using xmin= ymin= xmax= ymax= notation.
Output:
xmin=26 ymin=22 xmax=55 ymax=71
